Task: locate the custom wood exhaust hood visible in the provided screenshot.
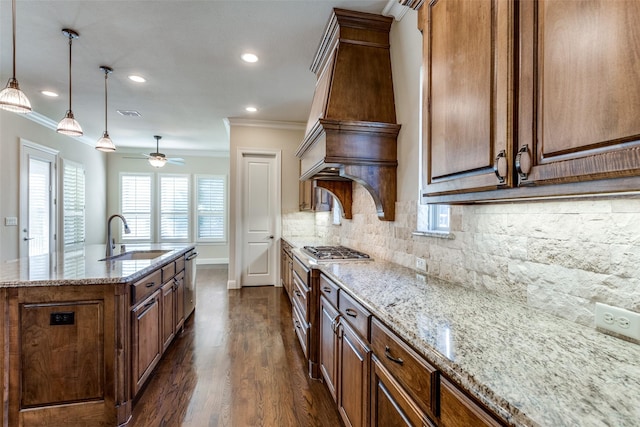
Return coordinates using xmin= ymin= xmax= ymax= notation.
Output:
xmin=295 ymin=8 xmax=400 ymax=221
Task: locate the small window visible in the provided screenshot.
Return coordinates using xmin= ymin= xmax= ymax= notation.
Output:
xmin=121 ymin=174 xmax=152 ymax=241
xmin=416 ymin=203 xmax=450 ymax=234
xmin=159 ymin=174 xmax=190 ymax=240
xmin=62 ymin=160 xmax=85 ymax=249
xmin=195 ymin=175 xmax=227 ymax=242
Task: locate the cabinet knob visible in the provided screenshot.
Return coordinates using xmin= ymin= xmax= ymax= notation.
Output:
xmin=515 ymin=145 xmax=532 ymax=181
xmin=493 ymin=150 xmax=508 ymax=184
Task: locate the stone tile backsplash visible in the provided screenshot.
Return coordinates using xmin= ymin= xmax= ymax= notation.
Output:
xmin=311 ymin=184 xmax=640 ymax=328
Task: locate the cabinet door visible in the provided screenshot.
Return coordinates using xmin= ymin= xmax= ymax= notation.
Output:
xmin=131 ymin=291 xmax=162 ymax=396
xmin=299 ymin=179 xmax=313 ymax=211
xmin=371 ymin=356 xmax=435 ymax=427
xmin=517 ymin=1 xmax=640 ymax=187
xmin=175 ymin=272 xmax=185 ymax=331
xmin=319 ymin=296 xmax=340 ymax=402
xmin=338 ymin=320 xmax=370 ymax=427
xmin=439 ymin=378 xmax=503 ymax=427
xmin=422 ymin=0 xmax=515 ymax=196
xmin=161 ymin=281 xmax=175 ymax=352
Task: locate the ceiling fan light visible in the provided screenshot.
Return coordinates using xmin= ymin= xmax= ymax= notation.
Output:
xmin=148 ymin=156 xmax=167 ymax=168
xmin=56 ymin=110 xmax=83 ymax=136
xmin=0 ymin=78 xmax=32 ymax=113
xmin=96 ymin=131 xmax=116 ymax=152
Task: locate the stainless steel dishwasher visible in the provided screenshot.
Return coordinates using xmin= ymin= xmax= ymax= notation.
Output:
xmin=184 ymin=249 xmax=198 ymax=318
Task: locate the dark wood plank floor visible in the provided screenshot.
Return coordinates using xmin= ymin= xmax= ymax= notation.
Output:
xmin=129 ymin=266 xmax=343 ymax=427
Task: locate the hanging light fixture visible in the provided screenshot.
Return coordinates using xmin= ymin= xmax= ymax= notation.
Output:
xmin=148 ymin=135 xmax=167 ymax=168
xmin=95 ymin=66 xmax=116 ymax=152
xmin=56 ymin=29 xmax=83 ymax=136
xmin=0 ymin=0 xmax=32 ymax=113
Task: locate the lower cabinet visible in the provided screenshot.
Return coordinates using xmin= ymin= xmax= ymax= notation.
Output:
xmin=131 ymin=290 xmax=162 ymax=396
xmin=439 ymin=378 xmax=503 ymax=427
xmin=319 ymin=295 xmax=340 ymax=401
xmin=338 ymin=319 xmax=371 ymax=427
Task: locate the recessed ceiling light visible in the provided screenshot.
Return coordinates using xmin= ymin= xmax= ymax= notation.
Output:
xmin=117 ymin=109 xmax=142 ymax=117
xmin=245 ymin=106 xmax=257 ymax=112
xmin=128 ymin=75 xmax=146 ymax=83
xmin=241 ymin=53 xmax=259 ymax=63
xmin=41 ymin=90 xmax=58 ymax=97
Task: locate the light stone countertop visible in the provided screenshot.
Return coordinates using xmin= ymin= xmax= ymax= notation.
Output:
xmin=289 ymin=247 xmax=640 ymax=427
xmin=0 ymin=244 xmax=195 ymax=287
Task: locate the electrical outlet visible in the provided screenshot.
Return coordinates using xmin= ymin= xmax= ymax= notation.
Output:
xmin=595 ymin=303 xmax=640 ymax=341
xmin=415 ymin=257 xmax=427 ymax=272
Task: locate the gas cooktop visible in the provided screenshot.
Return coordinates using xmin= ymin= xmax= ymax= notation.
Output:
xmin=302 ymin=245 xmax=371 ymax=262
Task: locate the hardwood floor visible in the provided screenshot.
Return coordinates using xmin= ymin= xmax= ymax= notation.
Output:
xmin=129 ymin=266 xmax=343 ymax=427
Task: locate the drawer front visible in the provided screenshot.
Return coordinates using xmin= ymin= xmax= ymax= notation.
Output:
xmin=292 ymin=272 xmax=309 ymax=321
xmin=292 ymin=303 xmax=308 ymax=359
xmin=371 ymin=317 xmax=438 ymax=418
xmin=292 ymin=255 xmax=309 ymax=286
xmin=319 ymin=274 xmax=339 ymax=307
xmin=162 ymin=261 xmax=176 ymax=283
xmin=175 ymin=255 xmax=185 ymax=273
xmin=132 ymin=269 xmax=162 ymax=305
xmin=338 ymin=290 xmax=371 ymax=339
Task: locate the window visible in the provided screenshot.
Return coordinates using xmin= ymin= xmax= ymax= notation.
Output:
xmin=160 ymin=175 xmax=190 ymax=240
xmin=195 ymin=175 xmax=226 ymax=242
xmin=121 ymin=174 xmax=152 ymax=240
xmin=62 ymin=160 xmax=85 ymax=249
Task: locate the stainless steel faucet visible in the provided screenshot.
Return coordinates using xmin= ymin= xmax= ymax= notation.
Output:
xmin=106 ymin=214 xmax=131 ymax=258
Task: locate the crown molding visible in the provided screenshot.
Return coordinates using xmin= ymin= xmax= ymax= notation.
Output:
xmin=225 ymin=117 xmax=306 ymax=131
xmin=23 ymin=110 xmax=95 ymax=147
xmin=382 ymin=0 xmax=410 ymax=21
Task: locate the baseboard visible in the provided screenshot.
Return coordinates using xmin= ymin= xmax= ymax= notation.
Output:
xmin=196 ymin=257 xmax=229 ymax=265
xmin=227 ymin=280 xmax=239 ymax=289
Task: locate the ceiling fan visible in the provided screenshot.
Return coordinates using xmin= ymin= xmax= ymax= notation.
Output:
xmin=135 ymin=135 xmax=185 ymax=168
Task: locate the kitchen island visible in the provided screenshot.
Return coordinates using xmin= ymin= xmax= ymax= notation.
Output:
xmin=282 ymin=238 xmax=640 ymax=427
xmin=0 ymin=244 xmax=195 ymax=427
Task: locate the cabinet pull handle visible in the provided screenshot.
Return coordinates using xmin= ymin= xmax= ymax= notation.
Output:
xmin=384 ymin=346 xmax=404 ymax=365
xmin=345 ymin=308 xmax=358 ymax=318
xmin=294 ymin=320 xmax=301 ymax=330
xmin=493 ymin=150 xmax=508 ymax=184
xmin=515 ymin=144 xmax=532 ymax=181
xmin=145 ymin=281 xmax=156 ymax=288
xmin=139 ymin=300 xmax=156 ymax=316
xmin=322 ymin=286 xmax=331 ymax=293
xmin=294 ymin=290 xmax=302 ymax=298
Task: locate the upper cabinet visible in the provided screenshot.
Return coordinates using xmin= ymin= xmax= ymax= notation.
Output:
xmin=420 ymin=0 xmax=640 ymax=203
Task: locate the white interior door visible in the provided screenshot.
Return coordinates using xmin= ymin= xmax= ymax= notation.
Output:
xmin=20 ymin=142 xmax=58 ymax=258
xmin=241 ymin=153 xmax=277 ymax=286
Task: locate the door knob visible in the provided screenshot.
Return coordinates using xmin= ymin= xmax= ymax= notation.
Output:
xmin=23 ymin=237 xmax=34 ymax=241
xmin=269 ymin=235 xmax=274 ymax=239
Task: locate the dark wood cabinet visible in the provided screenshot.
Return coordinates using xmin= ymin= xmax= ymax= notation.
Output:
xmin=319 ymin=295 xmax=340 ymax=402
xmin=419 ymin=0 xmax=640 ymax=203
xmin=131 ymin=290 xmax=162 ymax=396
xmin=175 ymin=270 xmax=185 ymax=332
xmin=338 ymin=319 xmax=370 ymax=427
xmin=280 ymin=240 xmax=293 ymax=300
xmin=299 ymin=179 xmax=332 ymax=212
xmin=439 ymin=378 xmax=504 ymax=427
xmin=161 ymin=281 xmax=176 ymax=352
xmin=421 ymin=0 xmax=514 ymax=197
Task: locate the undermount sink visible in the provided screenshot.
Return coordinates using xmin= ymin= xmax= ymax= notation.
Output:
xmin=99 ymin=250 xmax=171 ymax=262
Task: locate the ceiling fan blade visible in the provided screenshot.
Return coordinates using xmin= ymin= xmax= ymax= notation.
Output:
xmin=167 ymin=158 xmax=185 ymax=165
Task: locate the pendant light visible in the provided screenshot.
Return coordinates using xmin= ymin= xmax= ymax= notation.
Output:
xmin=56 ymin=29 xmax=83 ymax=136
xmin=95 ymin=66 xmax=116 ymax=152
xmin=148 ymin=135 xmax=167 ymax=168
xmin=0 ymin=0 xmax=32 ymax=113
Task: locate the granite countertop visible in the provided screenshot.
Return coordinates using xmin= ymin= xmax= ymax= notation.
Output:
xmin=287 ymin=241 xmax=640 ymax=427
xmin=0 ymin=243 xmax=195 ymax=287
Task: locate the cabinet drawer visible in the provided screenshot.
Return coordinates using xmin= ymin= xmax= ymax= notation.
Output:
xmin=292 ymin=303 xmax=308 ymax=359
xmin=175 ymin=255 xmax=185 ymax=273
xmin=440 ymin=377 xmax=504 ymax=427
xmin=162 ymin=262 xmax=176 ymax=283
xmin=292 ymin=272 xmax=309 ymax=321
xmin=292 ymin=255 xmax=309 ymax=286
xmin=371 ymin=317 xmax=438 ymax=419
xmin=132 ymin=269 xmax=162 ymax=305
xmin=319 ymin=274 xmax=339 ymax=307
xmin=338 ymin=290 xmax=370 ymax=339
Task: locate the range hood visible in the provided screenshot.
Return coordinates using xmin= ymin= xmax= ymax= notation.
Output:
xmin=295 ymin=8 xmax=400 ymax=221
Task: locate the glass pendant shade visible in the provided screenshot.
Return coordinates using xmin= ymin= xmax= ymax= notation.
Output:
xmin=96 ymin=131 xmax=116 ymax=152
xmin=148 ymin=155 xmax=167 ymax=168
xmin=57 ymin=110 xmax=83 ymax=136
xmin=0 ymin=0 xmax=31 ymax=113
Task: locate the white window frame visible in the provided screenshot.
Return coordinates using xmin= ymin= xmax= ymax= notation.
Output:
xmin=194 ymin=174 xmax=227 ymax=243
xmin=61 ymin=159 xmax=85 ymax=250
xmin=158 ymin=173 xmax=191 ymax=242
xmin=120 ymin=173 xmax=153 ymax=242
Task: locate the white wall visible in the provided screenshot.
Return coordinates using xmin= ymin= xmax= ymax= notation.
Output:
xmin=106 ymin=152 xmax=230 ymax=263
xmin=228 ymin=122 xmax=305 ymax=288
xmin=0 ymin=110 xmax=107 ymax=261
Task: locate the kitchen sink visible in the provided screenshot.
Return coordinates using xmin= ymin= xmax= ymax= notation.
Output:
xmin=99 ymin=250 xmax=171 ymax=262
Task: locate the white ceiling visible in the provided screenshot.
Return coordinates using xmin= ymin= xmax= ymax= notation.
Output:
xmin=0 ymin=0 xmax=392 ymax=156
